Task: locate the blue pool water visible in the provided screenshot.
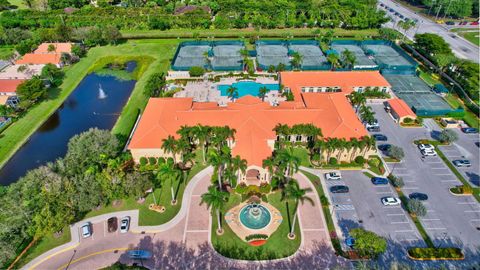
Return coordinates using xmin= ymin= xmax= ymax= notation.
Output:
xmin=239 ymin=204 xmax=272 ymax=230
xmin=217 ymin=81 xmax=279 ymax=98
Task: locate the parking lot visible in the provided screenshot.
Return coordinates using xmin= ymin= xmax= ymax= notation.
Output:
xmin=369 ymin=103 xmax=480 ymax=250
xmin=320 ymin=170 xmax=422 ymax=248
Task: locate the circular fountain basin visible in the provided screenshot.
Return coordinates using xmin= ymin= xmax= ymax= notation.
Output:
xmin=239 ymin=204 xmax=272 ymax=230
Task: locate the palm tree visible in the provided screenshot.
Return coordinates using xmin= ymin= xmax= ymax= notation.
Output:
xmin=161 ymin=135 xmax=178 ymax=164
xmin=360 ymin=105 xmax=375 ymax=124
xmin=208 ymin=146 xmax=231 ymax=190
xmin=362 ymin=136 xmax=376 ymax=156
xmin=327 ymin=53 xmax=340 ymax=71
xmin=231 ymin=155 xmax=247 ymax=187
xmin=282 ymin=180 xmax=314 ymax=238
xmin=341 ymin=49 xmax=356 ymax=69
xmin=262 ymin=157 xmax=275 ymax=182
xmin=200 ymin=185 xmax=229 ymax=234
xmin=177 ymin=125 xmax=194 ymax=145
xmin=349 ymin=137 xmax=360 ymax=162
xmin=226 ymin=86 xmax=238 ymax=101
xmin=336 ymin=138 xmax=348 ymax=160
xmin=158 ymin=158 xmax=182 ymax=204
xmin=276 ymin=146 xmax=300 ymax=178
xmin=290 ymin=52 xmax=303 ymax=70
xmin=348 ymin=91 xmax=366 ymax=113
xmin=258 ymin=86 xmax=270 ymax=102
xmin=192 ymin=124 xmax=210 ymax=164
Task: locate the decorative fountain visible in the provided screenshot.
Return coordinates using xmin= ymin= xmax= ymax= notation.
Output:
xmin=239 ymin=203 xmax=272 ymax=230
xmin=98 ymin=83 xmax=107 ymax=99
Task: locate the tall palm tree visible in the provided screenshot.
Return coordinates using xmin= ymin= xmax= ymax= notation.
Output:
xmin=200 ymin=185 xmax=229 ymax=234
xmin=349 ymin=137 xmax=360 ymax=162
xmin=327 ymin=53 xmax=340 ymax=71
xmin=360 ymin=105 xmax=375 ymax=124
xmin=192 ymin=124 xmax=210 ymax=164
xmin=361 ymin=136 xmax=376 ymax=156
xmin=226 ymin=86 xmax=238 ymax=101
xmin=158 ymin=158 xmax=181 ymax=204
xmin=282 ymin=180 xmax=314 ymax=238
xmin=276 ymin=146 xmax=300 ymax=178
xmin=177 ymin=125 xmax=194 ymax=145
xmin=341 ymin=49 xmax=356 ymax=69
xmin=162 ymin=135 xmax=178 ymax=164
xmin=336 ymin=138 xmax=348 ymax=160
xmin=231 ymin=155 xmax=247 ymax=187
xmin=290 ymin=52 xmax=303 ymax=70
xmin=208 ymin=146 xmax=231 ymax=190
xmin=348 ymin=92 xmax=366 ymax=113
xmin=262 ymin=157 xmax=275 ymax=182
xmin=258 ymin=86 xmax=270 ymax=102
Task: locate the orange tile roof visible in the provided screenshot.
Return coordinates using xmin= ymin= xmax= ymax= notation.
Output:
xmin=280 ymin=71 xmax=390 ymax=101
xmin=34 ymin=43 xmax=72 ymax=54
xmin=129 ymin=93 xmax=368 ymax=166
xmin=0 ymin=79 xmax=25 ymax=93
xmin=16 ymin=53 xmax=62 ymax=65
xmin=388 ymin=98 xmax=416 ymax=119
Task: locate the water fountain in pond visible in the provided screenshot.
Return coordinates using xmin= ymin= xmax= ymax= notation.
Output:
xmin=98 ymin=84 xmax=107 ymax=99
xmin=239 ymin=203 xmax=272 ymax=230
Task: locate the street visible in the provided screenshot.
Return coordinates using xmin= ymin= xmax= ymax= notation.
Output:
xmin=378 ymin=0 xmax=479 ymax=62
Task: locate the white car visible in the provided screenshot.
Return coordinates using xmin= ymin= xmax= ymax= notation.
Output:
xmin=417 ymin=144 xmax=434 ymax=151
xmin=365 ymin=120 xmax=379 ymax=129
xmin=120 ymin=216 xmax=130 ymax=233
xmin=81 ymin=222 xmax=92 ymax=238
xmin=421 ymin=149 xmax=437 ymax=156
xmin=325 ymin=172 xmax=342 ymax=181
xmin=381 ymin=197 xmax=401 ymax=206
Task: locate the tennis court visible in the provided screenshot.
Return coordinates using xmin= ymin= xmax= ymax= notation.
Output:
xmin=211 ymin=43 xmax=244 ymax=71
xmin=384 ymin=74 xmax=453 ymax=115
xmin=256 ymin=41 xmax=290 ymax=70
xmin=363 ymin=44 xmax=413 ymax=66
xmin=289 ymin=44 xmax=327 ymax=69
xmin=331 ymin=44 xmax=377 ymax=67
xmin=172 ymin=44 xmax=209 ymax=70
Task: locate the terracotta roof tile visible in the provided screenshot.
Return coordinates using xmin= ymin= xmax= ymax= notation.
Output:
xmin=34 ymin=43 xmax=72 ymax=54
xmin=0 ymin=79 xmax=25 ymax=93
xmin=16 ymin=53 xmax=62 ymax=65
xmin=388 ymin=98 xmax=416 ymax=118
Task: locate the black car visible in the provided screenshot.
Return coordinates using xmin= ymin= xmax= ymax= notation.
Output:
xmin=409 ymin=192 xmax=428 ymax=201
xmin=367 ymin=126 xmax=381 ymax=132
xmin=378 ymin=144 xmax=391 ymax=151
xmin=330 ymin=185 xmax=350 ymax=193
xmin=462 ymin=127 xmax=478 ymax=134
xmin=446 ymin=21 xmax=455 ymax=25
xmin=373 ymin=134 xmax=388 ymax=141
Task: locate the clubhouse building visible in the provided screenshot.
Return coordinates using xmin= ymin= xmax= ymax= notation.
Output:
xmin=128 ymin=71 xmax=390 ymax=185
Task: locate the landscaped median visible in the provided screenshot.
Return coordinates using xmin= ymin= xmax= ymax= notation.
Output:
xmin=407 ymin=247 xmax=464 ymax=261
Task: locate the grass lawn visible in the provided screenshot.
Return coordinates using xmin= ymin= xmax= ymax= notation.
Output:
xmin=292 ymin=147 xmax=311 ymax=167
xmin=444 ymin=94 xmax=479 ymax=129
xmin=13 ymin=227 xmax=71 ymax=269
xmin=6 ymin=0 xmax=27 ymax=9
xmin=0 ymin=39 xmax=179 ymax=170
xmin=212 ymin=191 xmax=301 ymax=260
xmin=451 ymin=28 xmax=479 ymax=46
xmin=417 ymin=68 xmax=441 ymax=87
xmin=122 ymin=28 xmax=379 ymax=39
xmin=0 ymin=46 xmax=14 ymax=60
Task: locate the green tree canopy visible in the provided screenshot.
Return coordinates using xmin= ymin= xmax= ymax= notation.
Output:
xmin=349 ymin=228 xmax=387 ymax=258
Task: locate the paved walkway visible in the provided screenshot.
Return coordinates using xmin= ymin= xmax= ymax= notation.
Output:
xmin=22 ymin=169 xmax=332 ymax=270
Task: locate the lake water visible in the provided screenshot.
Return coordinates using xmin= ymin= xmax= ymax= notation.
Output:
xmin=0 ymin=64 xmax=137 ymax=185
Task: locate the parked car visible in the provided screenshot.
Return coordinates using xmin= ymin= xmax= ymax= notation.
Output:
xmin=330 ymin=185 xmax=350 ymax=193
xmin=325 ymin=172 xmax=342 ymax=181
xmin=127 ymin=250 xmax=152 ymax=259
xmin=389 ymin=8 xmax=395 ymax=12
xmin=381 ymin=197 xmax=401 ymax=206
xmin=345 ymin=237 xmax=355 ymax=248
xmin=81 ymin=222 xmax=92 ymax=238
xmin=107 ymin=217 xmax=118 ymax=233
xmin=421 ymin=149 xmax=437 ymax=156
xmin=394 ymin=12 xmax=400 ymax=16
xmin=409 ymin=192 xmax=428 ymax=201
xmin=120 ymin=216 xmax=130 ymax=233
xmin=470 ymin=21 xmax=479 ymax=25
xmin=371 ymin=177 xmax=389 ymax=185
xmin=453 ymin=159 xmax=471 ymax=167
xmin=373 ymin=134 xmax=388 ymax=141
xmin=417 ymin=143 xmax=434 ymax=151
xmin=365 ymin=119 xmax=379 ymax=129
xmin=399 ymin=14 xmax=405 ymax=19
xmin=378 ymin=144 xmax=391 ymax=152
xmin=446 ymin=21 xmax=455 ymax=25
xmin=367 ymin=126 xmax=381 ymax=132
xmin=462 ymin=127 xmax=478 ymax=134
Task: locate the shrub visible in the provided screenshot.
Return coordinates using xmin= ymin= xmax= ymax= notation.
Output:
xmin=148 ymin=157 xmax=157 ymax=165
xmin=408 ymin=247 xmax=463 ymax=259
xmin=403 ymin=117 xmax=413 ymax=124
xmin=367 ymin=157 xmax=380 ymax=167
xmin=329 ymin=157 xmax=338 ymax=165
xmin=245 ymin=234 xmax=269 ymax=241
xmin=387 ymin=145 xmax=405 ymax=160
xmin=387 ymin=174 xmax=404 ymax=188
xmin=320 ymin=195 xmax=330 ymax=206
xmin=235 ymin=183 xmax=247 ymax=194
xmin=349 ymin=228 xmax=387 ymax=259
xmin=189 ymin=66 xmax=205 ymax=77
xmin=451 ymin=185 xmax=473 ymax=194
xmin=139 ymin=157 xmax=148 ymax=166
xmin=246 ymin=185 xmax=260 ymax=196
xmin=407 ymin=199 xmax=427 ymax=217
xmin=354 ymin=156 xmax=365 ymax=164
xmin=438 ymin=129 xmax=458 ymax=144
xmin=157 ymin=157 xmax=166 ymax=164
xmin=267 ymin=65 xmax=275 ymax=73
xmin=259 ymin=183 xmax=272 ymax=194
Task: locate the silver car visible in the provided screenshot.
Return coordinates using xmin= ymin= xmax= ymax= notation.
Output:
xmin=325 ymin=172 xmax=342 ymax=181
xmin=120 ymin=217 xmax=130 ymax=233
xmin=81 ymin=222 xmax=92 ymax=238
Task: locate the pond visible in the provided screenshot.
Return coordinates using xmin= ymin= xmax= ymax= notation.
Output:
xmin=0 ymin=62 xmax=137 ymax=185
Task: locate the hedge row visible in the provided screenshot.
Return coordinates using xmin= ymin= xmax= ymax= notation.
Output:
xmin=408 ymin=248 xmax=464 ymax=260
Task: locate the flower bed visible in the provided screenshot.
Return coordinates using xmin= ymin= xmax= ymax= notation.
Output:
xmin=248 ymin=240 xmax=267 ymax=246
xmin=407 ymin=248 xmax=464 ymax=260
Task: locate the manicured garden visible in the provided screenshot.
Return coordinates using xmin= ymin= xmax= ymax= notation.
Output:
xmin=211 ymin=191 xmax=301 ymax=260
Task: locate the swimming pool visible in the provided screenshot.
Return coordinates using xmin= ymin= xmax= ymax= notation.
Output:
xmin=217 ymin=81 xmax=279 ymax=98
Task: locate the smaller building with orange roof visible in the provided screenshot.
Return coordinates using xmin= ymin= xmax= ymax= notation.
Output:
xmin=34 ymin=43 xmax=72 ymax=54
xmin=387 ymin=98 xmax=416 ymax=123
xmin=0 ymin=79 xmax=25 ymax=95
xmin=16 ymin=53 xmax=62 ymax=66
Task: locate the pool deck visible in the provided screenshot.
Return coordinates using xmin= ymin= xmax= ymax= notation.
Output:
xmin=173 ymin=77 xmax=285 ymax=105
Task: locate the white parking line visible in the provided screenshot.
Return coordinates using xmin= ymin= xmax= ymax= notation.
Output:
xmin=435 ymin=173 xmax=455 ymax=176
xmin=391 ymin=221 xmax=409 ymax=224
xmin=426 ymin=161 xmax=442 ymax=164
xmin=425 ymin=227 xmax=447 ymax=230
xmin=465 ymin=210 xmax=480 ymax=213
xmin=376 ymin=191 xmax=392 ymax=194
xmin=431 ymin=167 xmax=449 ymax=170
xmin=441 ymin=180 xmax=459 ymax=183
xmin=395 ymin=230 xmax=414 ymax=233
xmin=387 ymin=213 xmax=405 ymax=216
xmin=458 ymin=202 xmax=478 ymax=205
xmin=402 ymin=187 xmax=419 ymax=190
xmin=422 ymin=218 xmax=440 ymax=221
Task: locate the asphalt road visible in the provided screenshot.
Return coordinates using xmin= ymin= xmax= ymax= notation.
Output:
xmin=378 ymin=0 xmax=479 ymax=63
xmin=369 ymin=103 xmax=480 ymax=254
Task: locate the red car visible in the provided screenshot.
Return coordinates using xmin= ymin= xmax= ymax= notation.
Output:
xmin=470 ymin=21 xmax=479 ymax=25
